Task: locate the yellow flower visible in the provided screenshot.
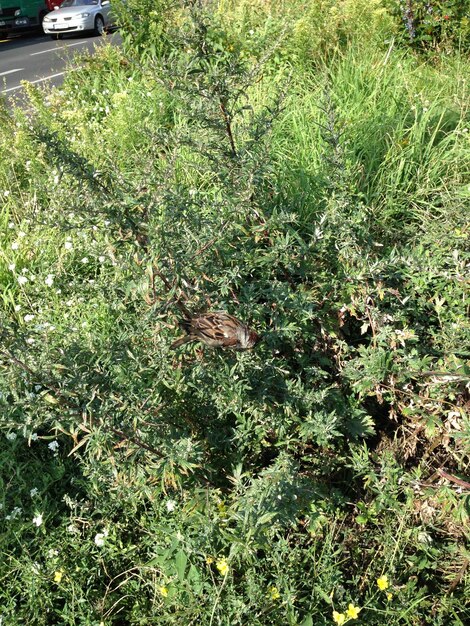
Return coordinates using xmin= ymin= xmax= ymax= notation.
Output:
xmin=159 ymin=585 xmax=169 ymax=597
xmin=206 ymin=556 xmax=214 ymax=564
xmin=53 ymin=570 xmax=64 ymax=583
xmin=332 ymin=611 xmax=346 ymax=625
xmin=386 ymin=592 xmax=393 ymax=601
xmin=215 ymin=558 xmax=229 ymax=576
xmin=268 ymin=585 xmax=280 ymax=600
xmin=346 ymin=604 xmax=361 ymax=619
xmin=377 ymin=575 xmax=389 ymax=591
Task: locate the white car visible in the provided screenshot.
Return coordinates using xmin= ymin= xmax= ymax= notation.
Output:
xmin=42 ymin=0 xmax=113 ymax=39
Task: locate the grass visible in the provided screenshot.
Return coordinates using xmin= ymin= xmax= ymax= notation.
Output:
xmin=0 ymin=1 xmax=469 ymax=624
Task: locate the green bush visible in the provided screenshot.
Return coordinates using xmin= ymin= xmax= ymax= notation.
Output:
xmin=385 ymin=0 xmax=470 ymax=51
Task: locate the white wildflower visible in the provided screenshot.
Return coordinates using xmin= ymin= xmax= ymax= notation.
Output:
xmin=64 ymin=241 xmax=73 ymax=250
xmin=45 ymin=274 xmax=54 ymax=287
xmin=30 ymin=488 xmax=39 ymax=498
xmin=94 ymin=529 xmax=109 ymax=547
xmin=32 ymin=513 xmax=43 ymax=527
xmin=8 ymin=263 xmax=15 ymax=271
xmin=6 ymin=506 xmax=22 ymax=521
xmin=11 ymin=242 xmax=19 ymax=250
xmin=24 ymin=314 xmax=35 ymax=323
xmin=48 ymin=440 xmax=59 ymax=453
xmin=17 ymin=275 xmax=28 ymax=286
xmin=165 ymin=499 xmax=176 ymax=512
xmin=81 ymin=257 xmax=89 ymax=264
xmin=6 ymin=432 xmax=17 ymax=441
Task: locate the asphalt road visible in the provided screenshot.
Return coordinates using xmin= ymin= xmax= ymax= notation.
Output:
xmin=0 ymin=30 xmax=121 ymax=101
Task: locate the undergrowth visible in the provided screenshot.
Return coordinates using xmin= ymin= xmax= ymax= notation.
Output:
xmin=0 ymin=1 xmax=468 ymax=624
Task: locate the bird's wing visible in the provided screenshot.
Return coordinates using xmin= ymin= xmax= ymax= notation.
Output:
xmin=192 ymin=313 xmax=239 ymax=346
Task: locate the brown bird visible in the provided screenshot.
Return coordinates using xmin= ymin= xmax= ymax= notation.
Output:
xmin=171 ymin=311 xmax=260 ymax=350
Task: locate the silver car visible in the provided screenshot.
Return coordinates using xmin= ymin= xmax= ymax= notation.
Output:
xmin=42 ymin=0 xmax=113 ymax=39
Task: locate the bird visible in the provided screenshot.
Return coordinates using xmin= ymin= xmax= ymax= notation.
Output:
xmin=171 ymin=311 xmax=260 ymax=350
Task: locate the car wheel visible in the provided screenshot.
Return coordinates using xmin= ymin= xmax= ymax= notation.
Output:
xmin=50 ymin=34 xmax=63 ymax=40
xmin=93 ymin=15 xmax=105 ymax=36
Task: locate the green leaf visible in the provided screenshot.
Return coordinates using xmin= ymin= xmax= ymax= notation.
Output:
xmin=314 ymin=585 xmax=333 ymax=605
xmin=42 ymin=392 xmax=59 ymax=405
xmin=175 ymin=550 xmax=188 ymax=582
xmin=257 ymin=512 xmax=277 ymax=526
xmin=188 ymin=564 xmax=202 ymax=593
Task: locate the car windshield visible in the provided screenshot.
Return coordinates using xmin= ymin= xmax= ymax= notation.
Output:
xmin=60 ymin=0 xmax=99 ymax=7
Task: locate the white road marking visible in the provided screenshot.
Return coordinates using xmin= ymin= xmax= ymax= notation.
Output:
xmin=1 ymin=33 xmax=117 ymax=97
xmin=30 ymin=41 xmax=88 ymax=56
xmin=0 ymin=68 xmax=24 ymax=77
xmin=1 ymin=70 xmax=68 ymax=94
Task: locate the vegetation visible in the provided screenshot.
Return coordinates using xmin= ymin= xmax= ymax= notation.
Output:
xmin=1 ymin=1 xmax=469 ymax=624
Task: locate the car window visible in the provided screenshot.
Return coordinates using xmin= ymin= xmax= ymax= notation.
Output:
xmin=60 ymin=0 xmax=100 ymax=7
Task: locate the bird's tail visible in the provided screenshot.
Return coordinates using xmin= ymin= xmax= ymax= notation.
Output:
xmin=170 ymin=334 xmax=196 ymax=349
